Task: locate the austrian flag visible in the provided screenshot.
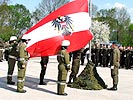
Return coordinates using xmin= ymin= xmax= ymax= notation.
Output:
xmin=22 ymin=0 xmax=93 ymax=57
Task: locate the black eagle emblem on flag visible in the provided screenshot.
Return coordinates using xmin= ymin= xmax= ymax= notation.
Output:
xmin=52 ymin=16 xmax=74 ymax=35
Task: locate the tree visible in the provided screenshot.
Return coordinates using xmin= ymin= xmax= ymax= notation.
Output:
xmin=129 ymin=23 xmax=133 ymax=35
xmin=8 ymin=4 xmax=32 ymax=31
xmin=0 ymin=0 xmax=10 ymax=5
xmin=92 ymin=4 xmax=98 ymax=18
xmin=32 ymin=0 xmax=69 ymax=23
xmin=94 ymin=8 xmax=117 ymax=41
xmin=114 ymin=7 xmax=131 ymax=42
xmin=90 ymin=20 xmax=110 ymax=44
xmin=94 ymin=7 xmax=131 ymax=43
xmin=0 ymin=2 xmax=13 ymax=41
xmin=120 ymin=33 xmax=133 ymax=46
xmin=121 ymin=23 xmax=133 ymax=46
xmin=0 ymin=4 xmax=32 ymax=41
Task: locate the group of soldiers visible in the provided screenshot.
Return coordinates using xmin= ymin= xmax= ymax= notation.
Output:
xmin=1 ymin=36 xmax=133 ymax=95
xmin=0 ymin=37 xmax=71 ymax=95
xmin=1 ymin=36 xmax=30 ymax=93
xmin=80 ymin=43 xmax=133 ymax=69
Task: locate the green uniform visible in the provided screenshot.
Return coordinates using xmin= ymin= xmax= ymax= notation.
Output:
xmin=57 ymin=49 xmax=70 ymax=95
xmin=17 ymin=42 xmax=29 ymax=92
xmin=7 ymin=42 xmax=18 ymax=84
xmin=68 ymin=49 xmax=82 ymax=83
xmin=111 ymin=46 xmax=120 ymax=88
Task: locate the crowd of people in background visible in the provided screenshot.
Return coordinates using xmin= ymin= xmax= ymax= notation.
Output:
xmin=80 ymin=43 xmax=133 ymax=70
xmin=1 ymin=39 xmax=133 ymax=70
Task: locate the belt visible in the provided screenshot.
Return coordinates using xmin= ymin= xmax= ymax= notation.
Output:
xmin=18 ymin=58 xmax=25 ymax=61
xmin=57 ymin=81 xmax=66 ymax=85
xmin=17 ymin=79 xmax=25 ymax=82
xmin=0 ymin=49 xmax=4 ymax=51
xmin=18 ymin=58 xmax=28 ymax=63
xmin=9 ymin=55 xmax=17 ymax=60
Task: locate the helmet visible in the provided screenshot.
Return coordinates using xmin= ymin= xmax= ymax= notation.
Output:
xmin=10 ymin=36 xmax=17 ymax=41
xmin=62 ymin=40 xmax=70 ymax=46
xmin=21 ymin=35 xmax=30 ymax=41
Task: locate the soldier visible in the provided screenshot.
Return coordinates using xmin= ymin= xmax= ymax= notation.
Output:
xmin=80 ymin=47 xmax=86 ymax=65
xmin=99 ymin=44 xmax=103 ymax=66
xmin=94 ymin=43 xmax=100 ymax=67
xmin=120 ymin=46 xmax=126 ymax=68
xmin=68 ymin=48 xmax=83 ymax=84
xmin=107 ymin=45 xmax=113 ymax=68
xmin=57 ymin=40 xmax=70 ymax=96
xmin=125 ymin=47 xmax=132 ymax=69
xmin=130 ymin=47 xmax=133 ymax=67
xmin=102 ymin=44 xmax=107 ymax=67
xmin=108 ymin=42 xmax=120 ymax=91
xmin=119 ymin=46 xmax=124 ymax=68
xmin=106 ymin=45 xmax=111 ymax=67
xmin=4 ymin=41 xmax=10 ymax=61
xmin=16 ymin=38 xmax=30 ymax=93
xmin=7 ymin=36 xmax=18 ymax=85
xmin=69 ymin=52 xmax=72 ymax=62
xmin=0 ymin=38 xmax=4 ymax=62
xmin=39 ymin=56 xmax=49 ymax=85
xmin=91 ymin=45 xmax=96 ymax=64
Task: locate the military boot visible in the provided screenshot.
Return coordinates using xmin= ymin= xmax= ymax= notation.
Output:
xmin=39 ymin=67 xmax=47 ymax=85
xmin=39 ymin=74 xmax=47 ymax=85
xmin=7 ymin=76 xmax=15 ymax=85
xmin=67 ymin=76 xmax=73 ymax=85
xmin=39 ymin=81 xmax=47 ymax=85
xmin=67 ymin=79 xmax=72 ymax=84
xmin=108 ymin=84 xmax=117 ymax=91
xmin=17 ymin=81 xmax=26 ymax=93
xmin=57 ymin=84 xmax=67 ymax=96
xmin=73 ymin=77 xmax=77 ymax=83
xmin=16 ymin=90 xmax=26 ymax=93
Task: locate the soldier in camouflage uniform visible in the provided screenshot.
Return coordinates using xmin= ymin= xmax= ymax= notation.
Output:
xmin=108 ymin=42 xmax=120 ymax=91
xmin=7 ymin=36 xmax=18 ymax=85
xmin=57 ymin=40 xmax=70 ymax=96
xmin=16 ymin=38 xmax=30 ymax=93
xmin=39 ymin=56 xmax=49 ymax=85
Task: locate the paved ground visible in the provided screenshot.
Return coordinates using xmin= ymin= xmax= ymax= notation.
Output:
xmin=0 ymin=56 xmax=133 ymax=100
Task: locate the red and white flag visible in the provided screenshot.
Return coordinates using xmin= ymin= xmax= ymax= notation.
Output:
xmin=22 ymin=0 xmax=93 ymax=58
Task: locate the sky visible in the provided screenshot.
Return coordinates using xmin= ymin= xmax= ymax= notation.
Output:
xmin=93 ymin=0 xmax=133 ymax=23
xmin=10 ymin=0 xmax=133 ymax=23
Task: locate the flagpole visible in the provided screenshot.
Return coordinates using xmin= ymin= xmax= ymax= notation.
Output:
xmin=89 ymin=0 xmax=92 ymax=61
